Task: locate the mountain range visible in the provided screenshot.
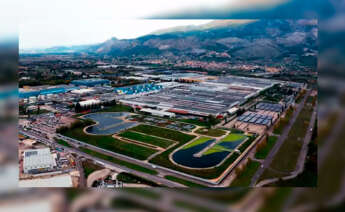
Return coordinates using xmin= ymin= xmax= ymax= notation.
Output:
xmin=21 ymin=20 xmax=318 ymax=63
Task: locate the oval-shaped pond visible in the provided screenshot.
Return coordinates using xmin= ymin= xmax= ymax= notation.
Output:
xmin=172 ymin=139 xmax=231 ymax=169
xmin=83 ymin=112 xmax=138 ymax=135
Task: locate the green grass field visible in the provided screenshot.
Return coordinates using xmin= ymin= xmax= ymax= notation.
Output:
xmin=255 ymin=136 xmax=278 ymax=159
xmin=230 ymin=160 xmax=260 ymax=187
xmin=269 ymin=102 xmax=313 ymax=172
xmin=79 ymin=147 xmax=158 ymax=175
xmin=164 ymin=175 xmax=205 ymax=187
xmin=179 ymin=119 xmax=208 ymax=127
xmin=221 ymin=133 xmax=246 ymax=142
xmin=62 ymin=126 xmax=157 ymax=160
xmin=203 ymin=145 xmax=232 ymax=156
xmin=119 ymin=131 xmax=174 ymax=148
xmin=130 ymin=124 xmax=195 ymax=142
xmin=195 ymin=128 xmax=227 ymax=137
xmin=182 ymin=137 xmax=211 ymax=150
xmin=202 ymin=133 xmax=249 ymax=156
xmin=56 ymin=139 xmax=73 ymax=148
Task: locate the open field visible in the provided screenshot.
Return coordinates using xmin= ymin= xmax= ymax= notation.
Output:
xmin=62 ymin=124 xmax=158 ymax=160
xmin=260 ymin=98 xmax=314 ymax=180
xmin=255 ymin=136 xmax=278 ymax=159
xmin=230 ymin=160 xmax=260 ymax=187
xmin=182 ymin=137 xmax=211 ymax=150
xmin=164 ymin=175 xmax=204 ymax=187
xmin=79 ymin=147 xmax=158 ymax=175
xmin=130 ymin=124 xmax=195 ymax=142
xmin=119 ymin=131 xmax=174 ymax=148
xmin=195 ymin=128 xmax=227 ymax=137
xmin=82 ymin=160 xmax=103 ymax=178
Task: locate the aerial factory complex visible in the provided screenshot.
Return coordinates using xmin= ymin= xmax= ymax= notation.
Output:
xmin=18 ymin=19 xmax=317 ymax=188
xmin=19 ymin=71 xmax=313 ymax=188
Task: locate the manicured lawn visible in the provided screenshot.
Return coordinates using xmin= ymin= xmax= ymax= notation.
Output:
xmin=255 ymin=136 xmax=278 ymax=159
xmin=179 ymin=119 xmax=208 ymax=127
xmin=195 ymin=128 xmax=227 ymax=137
xmin=62 ymin=126 xmax=157 ymax=160
xmin=130 ymin=124 xmax=195 ymax=143
xmin=79 ymin=147 xmax=158 ymax=175
xmin=182 ymin=136 xmax=211 ymax=150
xmin=230 ymin=160 xmax=260 ymax=187
xmin=164 ymin=175 xmax=205 ymax=187
xmin=203 ymin=145 xmax=232 ymax=156
xmin=202 ymin=133 xmax=249 ymax=156
xmin=119 ymin=131 xmax=174 ymax=148
xmin=221 ymin=133 xmax=246 ymax=142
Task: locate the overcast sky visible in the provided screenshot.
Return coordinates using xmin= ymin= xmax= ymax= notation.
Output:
xmin=19 ymin=20 xmax=211 ymax=49
xmin=14 ymin=0 xmax=286 ymax=49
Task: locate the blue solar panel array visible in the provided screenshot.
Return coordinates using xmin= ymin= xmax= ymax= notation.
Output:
xmin=256 ymin=102 xmax=283 ymax=112
xmin=114 ymin=83 xmax=163 ymax=95
xmin=238 ymin=112 xmax=273 ymax=126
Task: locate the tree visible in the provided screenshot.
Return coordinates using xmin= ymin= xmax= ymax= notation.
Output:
xmin=75 ymin=102 xmax=81 ymax=113
xmin=37 ymin=105 xmax=40 ymax=114
xmin=206 ymin=115 xmax=218 ymax=129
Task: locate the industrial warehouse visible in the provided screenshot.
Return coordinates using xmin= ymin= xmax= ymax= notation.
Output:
xmin=118 ymin=76 xmax=279 ymax=117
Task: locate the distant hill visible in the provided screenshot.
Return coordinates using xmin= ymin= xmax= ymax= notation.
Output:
xmin=22 ymin=20 xmax=317 ymax=63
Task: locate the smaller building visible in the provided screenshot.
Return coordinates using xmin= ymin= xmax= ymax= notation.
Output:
xmin=78 ymin=99 xmax=101 ymax=107
xmin=23 ymin=148 xmax=56 ymax=174
xmin=70 ymin=88 xmax=95 ymax=95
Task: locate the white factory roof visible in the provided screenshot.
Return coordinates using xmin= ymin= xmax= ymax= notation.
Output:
xmin=23 ymin=148 xmax=56 ymax=172
xmin=79 ymin=99 xmax=101 ymax=106
xmin=140 ymin=108 xmax=175 ymax=117
xmin=71 ymin=88 xmax=95 ymax=94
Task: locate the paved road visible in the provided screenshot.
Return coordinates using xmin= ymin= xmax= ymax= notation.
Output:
xmin=56 ymin=133 xmax=214 ymax=187
xmin=20 ymin=129 xmax=185 ymax=188
xmin=250 ymin=90 xmax=311 ymax=186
